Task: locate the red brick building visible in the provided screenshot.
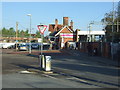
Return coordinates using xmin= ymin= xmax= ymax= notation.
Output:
xmin=48 ymin=17 xmax=76 ymax=49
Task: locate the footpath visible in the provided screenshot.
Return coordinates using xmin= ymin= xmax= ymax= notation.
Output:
xmin=61 ymin=49 xmax=120 ymax=67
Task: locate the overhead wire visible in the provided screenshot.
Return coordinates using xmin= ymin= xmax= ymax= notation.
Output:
xmin=87 ymin=2 xmax=119 ymax=31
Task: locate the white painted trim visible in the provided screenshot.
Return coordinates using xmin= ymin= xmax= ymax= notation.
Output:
xmin=55 ymin=26 xmax=73 ymax=36
xmin=78 ymin=31 xmax=105 ymax=35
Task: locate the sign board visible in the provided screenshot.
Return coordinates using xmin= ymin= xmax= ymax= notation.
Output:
xmin=38 ymin=38 xmax=42 ymax=42
xmin=45 ymin=56 xmax=51 ymax=61
xmin=37 ymin=25 xmax=47 ymax=34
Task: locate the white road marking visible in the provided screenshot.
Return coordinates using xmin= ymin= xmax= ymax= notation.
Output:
xmin=66 ymin=77 xmax=88 ymax=83
xmin=42 ymin=74 xmax=58 ymax=80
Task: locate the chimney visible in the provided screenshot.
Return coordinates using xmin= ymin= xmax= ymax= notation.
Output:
xmin=54 ymin=19 xmax=58 ymax=31
xmin=55 ymin=19 xmax=58 ymax=26
xmin=63 ymin=17 xmax=69 ymax=26
xmin=70 ymin=20 xmax=73 ymax=30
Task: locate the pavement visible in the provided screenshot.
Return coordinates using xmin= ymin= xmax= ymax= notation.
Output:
xmin=61 ymin=49 xmax=120 ymax=67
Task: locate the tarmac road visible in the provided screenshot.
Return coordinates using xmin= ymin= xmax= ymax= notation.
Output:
xmin=2 ymin=49 xmax=120 ymax=88
xmin=2 ymin=49 xmax=99 ymax=88
xmin=44 ymin=50 xmax=119 ymax=88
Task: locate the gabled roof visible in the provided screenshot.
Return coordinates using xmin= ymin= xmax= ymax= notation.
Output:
xmin=55 ymin=25 xmax=74 ymax=36
xmin=68 ymin=26 xmax=73 ymax=30
xmin=57 ymin=25 xmax=63 ymax=30
xmin=48 ymin=24 xmax=62 ymax=33
xmin=48 ymin=24 xmax=55 ymax=32
xmin=49 ymin=31 xmax=58 ymax=36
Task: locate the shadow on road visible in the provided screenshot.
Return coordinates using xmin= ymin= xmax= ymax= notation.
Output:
xmin=26 ymin=54 xmax=38 ymax=58
xmin=24 ymin=50 xmax=119 ymax=77
xmin=11 ymin=63 xmax=40 ymax=71
xmin=54 ymin=63 xmax=119 ymax=76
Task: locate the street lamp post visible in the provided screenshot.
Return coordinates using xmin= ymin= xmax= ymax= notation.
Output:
xmin=27 ymin=14 xmax=32 ymax=54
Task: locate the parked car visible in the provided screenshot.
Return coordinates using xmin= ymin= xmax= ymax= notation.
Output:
xmin=12 ymin=44 xmax=20 ymax=49
xmin=18 ymin=45 xmax=28 ymax=51
xmin=31 ymin=43 xmax=39 ymax=49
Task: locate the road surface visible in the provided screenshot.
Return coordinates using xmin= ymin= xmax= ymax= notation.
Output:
xmin=2 ymin=49 xmax=120 ymax=88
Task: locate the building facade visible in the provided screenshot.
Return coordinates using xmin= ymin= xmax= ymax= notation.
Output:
xmin=76 ymin=30 xmax=105 ymax=42
xmin=48 ymin=17 xmax=76 ymax=49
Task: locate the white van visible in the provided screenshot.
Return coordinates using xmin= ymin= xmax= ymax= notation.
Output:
xmin=2 ymin=43 xmax=15 ymax=49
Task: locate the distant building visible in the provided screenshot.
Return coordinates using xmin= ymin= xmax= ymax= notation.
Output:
xmin=48 ymin=17 xmax=76 ymax=49
xmin=76 ymin=30 xmax=105 ymax=42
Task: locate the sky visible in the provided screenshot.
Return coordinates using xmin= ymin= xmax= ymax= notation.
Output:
xmin=1 ymin=1 xmax=119 ymax=36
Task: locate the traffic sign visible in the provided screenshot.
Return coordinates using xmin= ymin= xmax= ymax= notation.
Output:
xmin=37 ymin=25 xmax=47 ymax=34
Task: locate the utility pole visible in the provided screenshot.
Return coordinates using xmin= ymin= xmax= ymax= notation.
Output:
xmin=88 ymin=22 xmax=93 ymax=42
xmin=117 ymin=20 xmax=119 ymax=32
xmin=112 ymin=0 xmax=115 ymax=43
xmin=27 ymin=14 xmax=32 ymax=54
xmin=111 ymin=0 xmax=115 ymax=60
xmin=16 ymin=22 xmax=18 ymax=51
xmin=88 ymin=24 xmax=91 ymax=42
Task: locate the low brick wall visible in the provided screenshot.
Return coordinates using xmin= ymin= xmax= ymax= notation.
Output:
xmin=78 ymin=42 xmax=111 ymax=58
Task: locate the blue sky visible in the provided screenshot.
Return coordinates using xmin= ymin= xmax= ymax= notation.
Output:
xmin=2 ymin=2 xmax=118 ymax=35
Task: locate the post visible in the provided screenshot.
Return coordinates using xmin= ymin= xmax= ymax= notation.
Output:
xmin=37 ymin=25 xmax=47 ymax=70
xmin=117 ymin=20 xmax=119 ymax=32
xmin=88 ymin=23 xmax=91 ymax=42
xmin=112 ymin=0 xmax=115 ymax=43
xmin=16 ymin=22 xmax=18 ymax=51
xmin=27 ymin=14 xmax=32 ymax=54
xmin=40 ymin=34 xmax=43 ymax=57
xmin=111 ymin=0 xmax=115 ymax=60
xmin=30 ymin=15 xmax=32 ymax=54
xmin=40 ymin=34 xmax=44 ymax=69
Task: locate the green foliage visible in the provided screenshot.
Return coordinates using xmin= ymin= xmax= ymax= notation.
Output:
xmin=35 ymin=31 xmax=41 ymax=38
xmin=0 ymin=27 xmax=42 ymax=39
xmin=24 ymin=29 xmax=29 ymax=37
xmin=2 ymin=27 xmax=16 ymax=37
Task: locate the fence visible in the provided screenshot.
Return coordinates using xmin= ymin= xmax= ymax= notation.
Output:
xmin=78 ymin=42 xmax=120 ymax=60
xmin=111 ymin=43 xmax=120 ymax=61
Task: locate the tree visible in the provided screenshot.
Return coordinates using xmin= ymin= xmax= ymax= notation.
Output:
xmin=9 ymin=27 xmax=15 ymax=37
xmin=102 ymin=2 xmax=120 ymax=43
xmin=1 ymin=27 xmax=15 ymax=37
xmin=24 ymin=29 xmax=29 ymax=38
xmin=2 ymin=27 xmax=8 ymax=37
xmin=35 ymin=31 xmax=41 ymax=38
xmin=19 ymin=30 xmax=25 ymax=37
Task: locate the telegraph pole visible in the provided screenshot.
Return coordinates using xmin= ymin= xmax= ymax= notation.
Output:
xmin=88 ymin=24 xmax=91 ymax=42
xmin=112 ymin=0 xmax=115 ymax=43
xmin=117 ymin=20 xmax=119 ymax=32
xmin=27 ymin=14 xmax=32 ymax=54
xmin=88 ymin=22 xmax=93 ymax=42
xmin=16 ymin=22 xmax=18 ymax=51
xmin=111 ymin=0 xmax=115 ymax=60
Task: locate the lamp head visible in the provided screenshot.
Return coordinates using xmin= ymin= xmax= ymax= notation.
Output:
xmin=27 ymin=14 xmax=31 ymax=16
